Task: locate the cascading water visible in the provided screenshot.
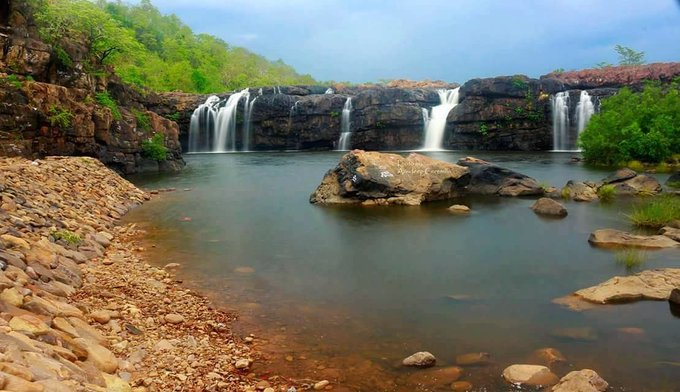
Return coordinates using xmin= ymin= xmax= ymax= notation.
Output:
xmin=288 ymin=101 xmax=300 ymax=129
xmin=188 ymin=89 xmax=253 ymax=152
xmin=551 ymin=92 xmax=570 ymax=151
xmin=421 ymin=88 xmax=460 ymax=151
xmin=551 ymin=90 xmax=596 ymax=151
xmin=575 ymin=90 xmax=595 ymax=135
xmin=337 ymin=98 xmax=353 ymax=151
xmin=188 ymin=95 xmax=220 ymax=153
xmin=325 ymin=88 xmax=334 ymax=95
xmin=243 ymin=96 xmax=258 ymax=151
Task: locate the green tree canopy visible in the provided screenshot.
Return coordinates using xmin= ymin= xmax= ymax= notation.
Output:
xmin=615 ymin=45 xmax=646 ymax=66
xmin=32 ymin=0 xmax=317 ymax=92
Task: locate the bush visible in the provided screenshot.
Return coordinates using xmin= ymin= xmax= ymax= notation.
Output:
xmin=165 ymin=112 xmax=180 ymax=122
xmin=132 ymin=109 xmax=151 ymax=133
xmin=51 ymin=229 xmax=81 ymax=245
xmin=141 ymin=133 xmax=167 ymax=162
xmin=597 ymin=184 xmax=617 ymax=202
xmin=627 ymin=194 xmax=680 ymax=228
xmin=96 ymin=92 xmax=122 ymax=120
xmin=48 ymin=106 xmax=74 ymax=128
xmin=579 ymin=83 xmax=680 ymax=165
xmin=3 ymin=74 xmax=23 ymax=89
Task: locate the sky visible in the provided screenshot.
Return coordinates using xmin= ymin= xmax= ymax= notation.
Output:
xmin=144 ymin=0 xmax=680 ymax=83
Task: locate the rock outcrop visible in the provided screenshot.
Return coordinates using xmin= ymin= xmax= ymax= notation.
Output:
xmin=574 ymin=268 xmax=680 ymax=303
xmin=0 ymin=2 xmax=184 ymax=174
xmin=601 ymin=168 xmax=662 ymax=196
xmin=309 ymin=150 xmax=470 ymax=205
xmin=542 ymin=63 xmax=680 ymax=90
xmin=588 ymin=229 xmax=679 ymax=249
xmin=457 ymin=157 xmax=544 ymax=196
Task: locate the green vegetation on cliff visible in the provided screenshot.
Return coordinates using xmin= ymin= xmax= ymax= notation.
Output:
xmin=579 ymin=82 xmax=680 ymax=165
xmin=30 ymin=0 xmax=316 ymax=93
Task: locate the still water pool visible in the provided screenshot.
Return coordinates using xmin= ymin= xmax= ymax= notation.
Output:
xmin=126 ymin=152 xmax=679 ymax=391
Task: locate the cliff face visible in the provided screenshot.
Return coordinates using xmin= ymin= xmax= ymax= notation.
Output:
xmin=0 ymin=1 xmax=184 ymax=174
xmin=157 ymin=62 xmax=680 ymax=153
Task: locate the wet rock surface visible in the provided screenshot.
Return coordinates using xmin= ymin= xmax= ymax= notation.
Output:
xmin=457 ymin=157 xmax=544 ymax=196
xmin=531 ymin=198 xmax=568 ymax=217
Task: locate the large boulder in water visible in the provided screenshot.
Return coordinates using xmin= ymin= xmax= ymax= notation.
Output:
xmin=552 ymin=369 xmax=609 ymax=392
xmin=588 ymin=229 xmax=679 ymax=249
xmin=574 ymin=268 xmax=680 ymax=304
xmin=456 ymin=157 xmax=544 ymax=196
xmin=310 ymin=150 xmax=470 ymax=205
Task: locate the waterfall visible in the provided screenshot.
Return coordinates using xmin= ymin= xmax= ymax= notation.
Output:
xmin=188 ymin=95 xmax=220 ymax=153
xmin=421 ymin=88 xmax=460 ymax=151
xmin=243 ymin=96 xmax=258 ymax=151
xmin=325 ymin=88 xmax=334 ymax=94
xmin=575 ymin=90 xmax=595 ymax=135
xmin=214 ymin=88 xmax=249 ymax=152
xmin=421 ymin=108 xmax=430 ymax=129
xmin=288 ymin=101 xmax=299 ymax=129
xmin=337 ymin=98 xmax=353 ymax=151
xmin=551 ymin=92 xmax=570 ymax=151
xmin=551 ymin=90 xmax=596 ymax=151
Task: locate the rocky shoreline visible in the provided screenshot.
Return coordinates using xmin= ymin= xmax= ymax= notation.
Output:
xmin=0 ymin=157 xmax=296 ymax=391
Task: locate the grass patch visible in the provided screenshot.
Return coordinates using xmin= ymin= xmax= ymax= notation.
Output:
xmin=51 ymin=229 xmax=82 ymax=246
xmin=132 ymin=109 xmax=152 ymax=133
xmin=48 ymin=106 xmax=73 ymax=128
xmin=597 ymin=184 xmax=617 ymax=202
xmin=668 ymin=181 xmax=680 ymax=189
xmin=615 ymin=249 xmax=647 ymax=272
xmin=96 ymin=92 xmax=122 ymax=120
xmin=3 ymin=74 xmax=23 ymax=89
xmin=628 ymin=194 xmax=680 ymax=228
xmin=141 ymin=133 xmax=168 ymax=162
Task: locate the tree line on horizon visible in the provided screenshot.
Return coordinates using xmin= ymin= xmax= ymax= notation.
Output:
xmin=29 ymin=0 xmax=317 ymax=93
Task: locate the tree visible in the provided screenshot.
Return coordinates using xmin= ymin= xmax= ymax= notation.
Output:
xmin=615 ymin=45 xmax=646 ymax=66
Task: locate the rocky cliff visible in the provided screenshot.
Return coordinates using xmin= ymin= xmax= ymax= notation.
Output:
xmin=0 ymin=1 xmax=184 ymax=174
xmin=156 ymin=63 xmax=680 ymax=153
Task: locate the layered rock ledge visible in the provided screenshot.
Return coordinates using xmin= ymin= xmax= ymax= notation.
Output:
xmin=0 ymin=157 xmax=286 ymax=391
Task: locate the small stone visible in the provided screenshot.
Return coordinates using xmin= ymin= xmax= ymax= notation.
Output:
xmin=9 ymin=314 xmax=50 ymax=335
xmin=669 ymin=288 xmax=680 ymax=306
xmin=313 ymin=380 xmax=330 ymax=390
xmin=531 ymin=197 xmax=568 ymax=217
xmin=244 ymin=336 xmax=254 ymax=343
xmin=154 ymin=339 xmax=175 ymax=351
xmin=164 ymin=314 xmax=185 ymax=324
xmin=264 ymin=388 xmax=275 ymax=392
xmin=0 ymin=287 xmax=24 ymax=307
xmin=74 ymin=338 xmax=119 ymax=373
xmin=448 ymin=204 xmax=470 ymax=214
xmin=502 ymin=364 xmax=559 ymax=387
xmin=90 ymin=310 xmax=111 ymax=324
xmin=402 ymin=351 xmax=436 ymax=367
xmin=451 ymin=381 xmax=473 ymax=391
xmin=256 ymin=380 xmax=271 ymax=390
xmin=235 ymin=358 xmax=250 ymax=369
xmin=164 ymin=263 xmax=181 ymax=270
xmin=552 ymin=369 xmax=609 ymax=392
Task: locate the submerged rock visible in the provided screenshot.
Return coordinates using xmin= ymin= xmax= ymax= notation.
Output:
xmin=406 ymin=366 xmax=462 ymax=386
xmin=310 ymin=151 xmax=470 ymax=205
xmin=502 ymin=364 xmax=559 ymax=387
xmin=532 ymin=348 xmax=567 ymax=365
xmin=588 ymin=229 xmax=679 ymax=249
xmin=552 ymin=369 xmax=609 ymax=392
xmin=457 ymin=157 xmax=544 ymax=196
xmin=455 ymin=352 xmax=491 ymax=366
xmin=402 ymin=351 xmax=436 ymax=367
xmin=574 ymin=268 xmax=680 ymax=304
xmin=448 ymin=204 xmax=471 ymax=214
xmin=531 ymin=197 xmax=568 ymax=217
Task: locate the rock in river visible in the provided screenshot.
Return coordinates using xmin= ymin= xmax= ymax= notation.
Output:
xmin=531 ymin=198 xmax=568 ymax=217
xmin=402 ymin=351 xmax=436 ymax=367
xmin=310 ymin=150 xmax=470 ymax=205
xmin=502 ymin=364 xmax=559 ymax=387
xmin=552 ymin=369 xmax=609 ymax=392
xmin=574 ymin=268 xmax=680 ymax=304
xmin=588 ymin=229 xmax=679 ymax=249
xmin=457 ymin=157 xmax=544 ymax=197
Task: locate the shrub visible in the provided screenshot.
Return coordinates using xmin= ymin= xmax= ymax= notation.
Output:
xmin=141 ymin=133 xmax=167 ymax=161
xmin=579 ymin=83 xmax=680 ymax=165
xmin=48 ymin=106 xmax=73 ymax=128
xmin=96 ymin=92 xmax=122 ymax=120
xmin=615 ymin=249 xmax=646 ymax=272
xmin=166 ymin=112 xmax=180 ymax=122
xmin=479 ymin=123 xmax=488 ymax=136
xmin=627 ymin=194 xmax=680 ymax=228
xmin=597 ymin=184 xmax=616 ymax=202
xmin=3 ymin=74 xmax=23 ymax=89
xmin=330 ymin=111 xmax=340 ymax=118
xmin=51 ymin=229 xmax=81 ymax=245
xmin=132 ymin=109 xmax=152 ymax=133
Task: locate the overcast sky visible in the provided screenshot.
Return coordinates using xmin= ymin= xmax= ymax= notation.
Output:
xmin=145 ymin=0 xmax=680 ymax=83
